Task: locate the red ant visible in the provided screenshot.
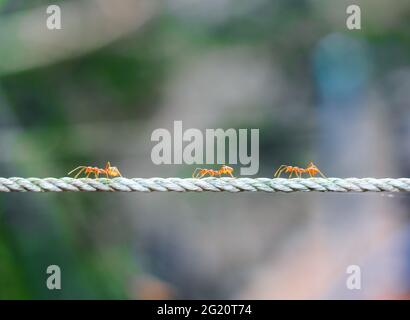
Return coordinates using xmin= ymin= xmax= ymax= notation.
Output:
xmin=192 ymin=165 xmax=234 ymax=178
xmin=68 ymin=162 xmax=122 ymax=179
xmin=274 ymin=162 xmax=326 ymax=178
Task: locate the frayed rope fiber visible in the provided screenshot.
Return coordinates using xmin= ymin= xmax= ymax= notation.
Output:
xmin=0 ymin=177 xmax=409 ymax=193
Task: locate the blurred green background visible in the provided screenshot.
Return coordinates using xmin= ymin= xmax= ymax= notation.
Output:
xmin=1 ymin=0 xmax=410 ymax=299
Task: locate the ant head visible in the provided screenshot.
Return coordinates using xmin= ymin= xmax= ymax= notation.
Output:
xmin=109 ymin=167 xmax=121 ymax=177
xmin=222 ymin=165 xmax=233 ymax=171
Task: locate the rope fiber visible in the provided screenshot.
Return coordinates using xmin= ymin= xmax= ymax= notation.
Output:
xmin=0 ymin=177 xmax=409 ymax=193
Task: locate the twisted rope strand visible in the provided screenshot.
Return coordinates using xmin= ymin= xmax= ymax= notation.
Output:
xmin=0 ymin=177 xmax=409 ymax=193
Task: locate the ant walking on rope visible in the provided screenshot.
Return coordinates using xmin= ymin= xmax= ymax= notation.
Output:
xmin=192 ymin=165 xmax=234 ymax=178
xmin=274 ymin=162 xmax=326 ymax=178
xmin=68 ymin=162 xmax=122 ymax=179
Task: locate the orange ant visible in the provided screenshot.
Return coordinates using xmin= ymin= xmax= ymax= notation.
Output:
xmin=68 ymin=161 xmax=122 ymax=179
xmin=274 ymin=165 xmax=305 ymax=178
xmin=274 ymin=162 xmax=326 ymax=178
xmin=304 ymin=161 xmax=326 ymax=178
xmin=218 ymin=165 xmax=235 ymax=177
xmin=192 ymin=165 xmax=234 ymax=178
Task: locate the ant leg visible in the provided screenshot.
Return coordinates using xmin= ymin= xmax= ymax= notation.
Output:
xmin=198 ymin=170 xmax=206 ymax=178
xmin=199 ymin=170 xmax=207 ymax=178
xmin=116 ymin=169 xmax=122 ymax=177
xmin=196 ymin=170 xmax=205 ymax=178
xmin=274 ymin=167 xmax=287 ymax=178
xmin=317 ymin=170 xmax=327 ymax=178
xmin=274 ymin=166 xmax=287 ymax=178
xmin=192 ymin=168 xmax=201 ymax=178
xmin=73 ymin=167 xmax=86 ymax=179
xmin=274 ymin=165 xmax=287 ymax=177
xmin=68 ymin=166 xmax=86 ymax=176
xmin=197 ymin=171 xmax=206 ymax=179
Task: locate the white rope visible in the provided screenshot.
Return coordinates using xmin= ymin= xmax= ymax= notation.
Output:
xmin=0 ymin=177 xmax=409 ymax=193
